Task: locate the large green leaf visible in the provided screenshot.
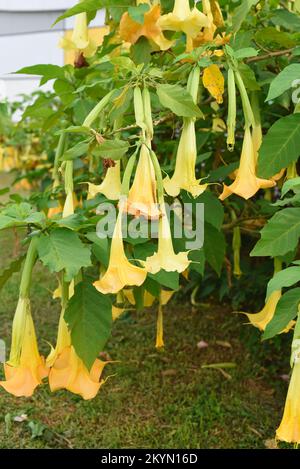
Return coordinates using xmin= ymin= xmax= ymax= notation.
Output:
xmin=266 ymin=64 xmax=300 ymax=101
xmin=257 ymin=114 xmax=300 ymax=178
xmin=204 ymin=223 xmax=225 ymax=275
xmin=65 ymin=280 xmax=112 ymax=370
xmin=61 ymin=139 xmax=91 ymax=161
xmin=251 ymin=208 xmax=300 ymax=257
xmin=266 ymin=266 xmax=300 ymax=299
xmin=232 ymin=0 xmax=259 ymax=33
xmin=263 ymin=287 xmax=300 ymax=340
xmin=157 ymin=84 xmax=203 ymax=118
xmin=37 ymin=229 xmax=91 ymax=281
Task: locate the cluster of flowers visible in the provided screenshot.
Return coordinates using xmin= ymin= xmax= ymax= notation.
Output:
xmin=1 ymin=0 xmax=299 ymax=445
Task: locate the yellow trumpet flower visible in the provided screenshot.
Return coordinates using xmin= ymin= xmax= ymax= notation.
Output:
xmin=219 ymin=127 xmax=275 ymax=200
xmin=48 ymin=306 xmax=108 ymax=400
xmin=59 ymin=12 xmax=97 ymax=58
xmin=119 ymin=2 xmax=173 ymax=51
xmin=143 ymin=202 xmax=190 ymax=274
xmin=164 ymin=119 xmax=208 ymax=197
xmin=125 ymin=144 xmax=160 ymax=219
xmin=276 ymin=359 xmax=300 ymax=443
xmin=242 ymin=291 xmax=282 ymax=332
xmin=158 ymin=0 xmax=211 ymax=51
xmin=87 ymin=161 xmax=122 ymax=201
xmin=93 ymin=197 xmax=147 ymax=294
xmin=0 ymin=298 xmax=48 ymax=397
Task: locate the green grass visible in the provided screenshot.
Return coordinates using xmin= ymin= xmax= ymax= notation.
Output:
xmin=0 ymin=228 xmax=293 ymax=449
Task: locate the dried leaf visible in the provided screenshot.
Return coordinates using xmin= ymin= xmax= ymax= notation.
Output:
xmin=202 ymin=64 xmax=224 ymax=104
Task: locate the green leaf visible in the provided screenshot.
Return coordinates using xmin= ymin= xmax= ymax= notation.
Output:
xmin=281 ymin=177 xmax=300 ymax=197
xmin=204 ymin=223 xmax=225 ymax=275
xmin=15 ymin=64 xmax=68 ymax=85
xmin=266 ymin=266 xmax=300 ymax=299
xmin=235 ymin=47 xmax=258 ymax=59
xmin=251 ymin=208 xmax=300 ymax=257
xmin=94 ymin=139 xmax=129 ymax=160
xmin=149 ymin=270 xmax=179 ymax=290
xmin=65 ymin=280 xmax=112 ymax=370
xmin=0 ymin=254 xmax=26 ymax=292
xmin=157 ymin=84 xmax=204 ymax=118
xmin=128 ymin=3 xmax=150 ymax=24
xmin=61 ymin=139 xmax=91 ymax=161
xmin=258 ymin=114 xmax=300 ymax=178
xmin=54 ymin=213 xmax=87 ymax=230
xmin=37 ymin=228 xmax=91 ymax=281
xmin=86 ymin=232 xmax=109 ymax=267
xmin=263 ymin=287 xmax=300 ymax=340
xmin=266 ymin=64 xmax=300 ymax=101
xmin=255 ymin=27 xmax=296 ymax=49
xmin=53 ymin=0 xmax=133 ymax=25
xmin=131 ymin=37 xmax=152 ymax=65
xmin=232 ymin=0 xmax=259 ymax=33
xmin=271 ymin=9 xmax=300 ymax=32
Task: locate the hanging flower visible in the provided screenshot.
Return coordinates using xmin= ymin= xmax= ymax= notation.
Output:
xmin=143 ymin=202 xmax=190 ymax=274
xmin=164 ymin=119 xmax=208 ymax=197
xmin=119 ymin=2 xmax=173 ymax=51
xmin=59 ymin=12 xmax=98 ymax=58
xmin=124 ymin=144 xmax=160 ymax=219
xmin=241 ymin=291 xmax=295 ymax=333
xmin=0 ymin=298 xmax=48 ymax=397
xmin=47 ymin=307 xmax=108 ymax=400
xmin=93 ymin=197 xmax=147 ymax=294
xmin=87 ymin=161 xmax=122 ymax=201
xmin=276 ymin=350 xmax=300 ymax=443
xmin=219 ymin=127 xmax=275 ymax=200
xmin=158 ymin=0 xmax=211 ymax=51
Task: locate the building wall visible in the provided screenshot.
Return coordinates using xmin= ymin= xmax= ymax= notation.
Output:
xmin=0 ymin=1 xmax=105 ymax=103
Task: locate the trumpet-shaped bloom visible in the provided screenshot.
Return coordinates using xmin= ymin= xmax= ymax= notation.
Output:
xmin=48 ymin=312 xmax=108 ymax=400
xmin=59 ymin=12 xmax=97 ymax=58
xmin=49 ymin=346 xmax=107 ymax=400
xmin=219 ymin=127 xmax=275 ymax=200
xmin=143 ymin=202 xmax=190 ymax=274
xmin=87 ymin=161 xmax=121 ymax=201
xmin=242 ymin=291 xmax=281 ymax=332
xmin=93 ymin=198 xmax=147 ymax=294
xmin=125 ymin=144 xmax=160 ymax=219
xmin=164 ymin=119 xmax=208 ymax=198
xmin=119 ymin=3 xmax=173 ymax=51
xmin=0 ymin=298 xmax=48 ymax=397
xmin=277 ymin=360 xmax=300 ymax=443
xmin=241 ymin=290 xmax=295 ymax=333
xmin=158 ymin=0 xmax=211 ymax=51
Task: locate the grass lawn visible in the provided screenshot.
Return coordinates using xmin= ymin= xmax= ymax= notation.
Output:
xmin=0 ymin=224 xmax=293 ymax=449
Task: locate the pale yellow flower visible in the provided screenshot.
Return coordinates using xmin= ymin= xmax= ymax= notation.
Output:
xmin=87 ymin=161 xmax=121 ymax=201
xmin=158 ymin=0 xmax=211 ymax=51
xmin=143 ymin=202 xmax=190 ymax=274
xmin=164 ymin=119 xmax=207 ymax=197
xmin=93 ymin=198 xmax=147 ymax=294
xmin=277 ymin=360 xmax=300 ymax=443
xmin=0 ymin=298 xmax=48 ymax=397
xmin=125 ymin=144 xmax=160 ymax=219
xmin=219 ymin=127 xmax=275 ymax=200
xmin=59 ymin=12 xmax=97 ymax=58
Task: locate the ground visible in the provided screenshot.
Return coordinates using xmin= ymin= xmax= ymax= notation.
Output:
xmin=0 ymin=182 xmax=293 ymax=449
